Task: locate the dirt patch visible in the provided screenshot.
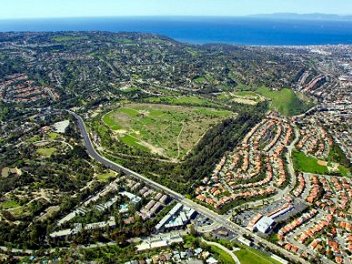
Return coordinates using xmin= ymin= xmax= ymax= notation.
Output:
xmin=115 ymin=129 xmax=128 ymax=135
xmin=113 ymin=112 xmax=129 ymax=123
xmin=317 ymin=160 xmax=328 ymax=166
xmin=34 ymin=141 xmax=50 ymax=147
xmin=1 ymin=167 xmax=22 ymax=178
xmin=1 ymin=167 xmax=9 ymax=178
xmin=138 ymin=110 xmax=150 ymax=117
xmin=328 ymin=162 xmax=339 ymax=172
xmin=232 ymin=97 xmax=258 ymax=105
xmin=138 ymin=140 xmax=166 ymax=157
xmin=37 ymin=206 xmax=60 ymax=222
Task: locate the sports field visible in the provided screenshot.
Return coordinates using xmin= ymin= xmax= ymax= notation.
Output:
xmin=102 ymin=103 xmax=233 ymax=160
xmin=292 ymin=150 xmax=351 ymax=176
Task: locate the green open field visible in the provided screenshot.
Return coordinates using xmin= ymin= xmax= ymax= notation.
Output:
xmin=52 ymin=35 xmax=89 ymax=42
xmin=96 ymin=170 xmax=118 ymax=182
xmin=256 ymin=87 xmax=313 ymax=116
xmin=193 ymin=76 xmax=207 ymax=84
xmin=37 ymin=147 xmax=57 ymax=157
xmin=48 ymin=132 xmax=59 ymax=140
xmin=234 ymin=245 xmax=281 ymax=264
xmin=209 ymin=245 xmax=236 ymax=264
xmin=102 ymin=103 xmax=233 ymax=160
xmin=0 ymin=200 xmax=20 ymax=209
xmin=143 ymin=95 xmax=218 ymax=108
xmin=218 ymin=91 xmax=265 ymax=105
xmin=27 ymin=135 xmax=41 ymax=143
xmin=120 ymin=86 xmax=141 ymax=93
xmin=292 ymin=151 xmax=351 ymax=176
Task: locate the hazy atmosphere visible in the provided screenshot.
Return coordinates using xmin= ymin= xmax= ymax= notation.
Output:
xmin=1 ymin=0 xmax=352 ymax=19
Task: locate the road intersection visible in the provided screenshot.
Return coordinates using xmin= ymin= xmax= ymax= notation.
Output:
xmin=70 ymin=110 xmax=308 ymax=264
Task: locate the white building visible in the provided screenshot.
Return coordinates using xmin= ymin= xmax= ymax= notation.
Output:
xmin=254 ymin=216 xmax=275 ymax=233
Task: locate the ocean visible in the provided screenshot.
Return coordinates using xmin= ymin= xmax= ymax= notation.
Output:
xmin=0 ymin=16 xmax=352 ymax=46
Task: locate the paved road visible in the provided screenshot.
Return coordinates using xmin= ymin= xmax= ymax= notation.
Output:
xmin=69 ymin=111 xmax=308 ymax=264
xmin=286 ymin=124 xmax=300 ymax=192
xmin=196 ymin=222 xmax=222 ymax=233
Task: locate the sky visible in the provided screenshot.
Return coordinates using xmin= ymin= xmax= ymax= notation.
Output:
xmin=1 ymin=0 xmax=352 ymax=20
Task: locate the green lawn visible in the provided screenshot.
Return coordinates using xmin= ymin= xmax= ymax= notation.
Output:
xmin=210 ymin=245 xmax=236 ymax=264
xmin=48 ymin=132 xmax=59 ymax=140
xmin=52 ymin=35 xmax=89 ymax=42
xmin=120 ymin=134 xmax=149 ymax=152
xmin=0 ymin=200 xmax=20 ymax=209
xmin=27 ymin=135 xmax=41 ymax=143
xmin=193 ymin=76 xmax=207 ymax=84
xmin=234 ymin=91 xmax=260 ymax=97
xmin=96 ymin=170 xmax=118 ymax=182
xmin=186 ymin=48 xmax=199 ymax=57
xmin=101 ymin=103 xmax=234 ymax=159
xmin=256 ymin=87 xmax=313 ymax=116
xmin=339 ymin=166 xmax=351 ymax=177
xmin=120 ymin=86 xmax=141 ymax=93
xmin=292 ymin=151 xmax=350 ymax=176
xmin=143 ymin=95 xmax=218 ymax=108
xmin=37 ymin=147 xmax=57 ymax=157
xmin=218 ymin=91 xmax=264 ymax=105
xmin=235 ymin=245 xmax=281 ymax=264
xmin=102 ymin=112 xmax=122 ymax=130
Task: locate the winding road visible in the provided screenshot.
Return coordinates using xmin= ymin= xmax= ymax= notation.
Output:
xmin=69 ymin=110 xmax=308 ymax=264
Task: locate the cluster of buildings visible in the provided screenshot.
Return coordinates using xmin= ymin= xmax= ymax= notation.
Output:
xmin=292 ymin=173 xmax=305 ymax=197
xmin=123 ymin=179 xmax=171 ymax=220
xmin=298 ymin=74 xmax=327 ymax=95
xmin=296 ymin=123 xmax=333 ymax=159
xmin=155 ymin=203 xmax=197 ymax=231
xmin=225 ymin=109 xmax=351 ymax=263
xmin=136 ymin=232 xmax=184 ymax=252
xmin=278 ymin=208 xmax=318 ymax=240
xmin=246 ymin=201 xmax=294 ymax=234
xmin=276 ymin=173 xmax=352 ymax=263
xmin=139 ymin=191 xmax=170 ymax=220
xmin=294 ymin=46 xmax=352 ymax=166
xmin=129 ymin=241 xmax=222 ymax=264
xmin=305 ymin=175 xmax=352 ymax=214
xmin=195 ymin=114 xmax=293 ymax=210
xmin=50 ymin=216 xmax=117 ymax=238
xmin=0 ymin=73 xmax=59 ymax=103
xmin=50 ymin=175 xmax=175 ymax=240
xmin=305 ymin=175 xmax=322 ymax=204
xmin=314 ymin=108 xmax=352 ymax=164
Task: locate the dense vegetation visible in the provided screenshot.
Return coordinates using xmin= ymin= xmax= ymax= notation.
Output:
xmin=181 ymin=102 xmax=267 ymax=183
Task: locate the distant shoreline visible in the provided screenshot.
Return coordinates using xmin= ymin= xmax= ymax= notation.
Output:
xmin=1 ymin=17 xmax=352 ymax=46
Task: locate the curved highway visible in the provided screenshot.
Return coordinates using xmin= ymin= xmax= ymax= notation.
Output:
xmin=69 ymin=110 xmax=308 ymax=264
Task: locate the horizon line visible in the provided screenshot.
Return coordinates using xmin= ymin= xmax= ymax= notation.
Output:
xmin=1 ymin=13 xmax=352 ymax=21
